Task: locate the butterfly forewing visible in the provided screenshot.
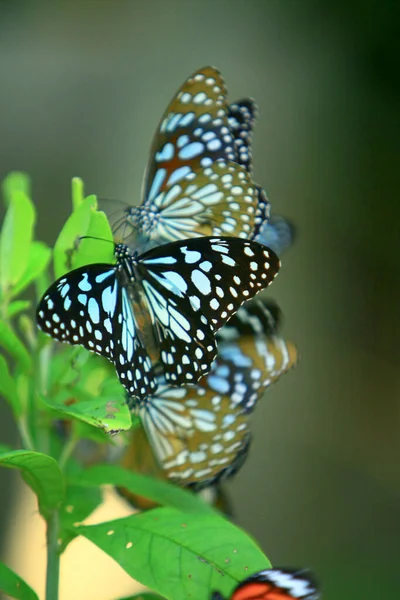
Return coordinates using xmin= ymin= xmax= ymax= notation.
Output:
xmin=232 ymin=568 xmax=321 ymax=600
xmin=142 ymin=66 xmax=235 ymax=201
xmin=137 ymin=236 xmax=280 ymax=385
xmin=36 ymin=263 xmax=158 ymax=400
xmin=212 ymin=568 xmax=320 ymax=600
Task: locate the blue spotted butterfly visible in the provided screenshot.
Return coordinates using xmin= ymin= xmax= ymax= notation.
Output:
xmin=112 ymin=66 xmax=293 ymax=257
xmin=110 ymin=66 xmax=269 ymax=251
xmin=212 ymin=568 xmax=320 ymax=600
xmin=120 ymin=299 xmax=296 ymax=490
xmin=37 ymin=237 xmax=279 ymax=401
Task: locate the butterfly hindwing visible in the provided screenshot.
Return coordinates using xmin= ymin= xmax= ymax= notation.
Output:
xmin=228 ymin=98 xmax=257 ymax=173
xmin=129 ymin=159 xmax=262 ymax=247
xmin=255 ymin=214 xmax=296 ymax=256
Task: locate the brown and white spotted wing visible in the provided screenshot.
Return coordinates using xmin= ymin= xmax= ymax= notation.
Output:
xmin=128 ymin=298 xmax=296 ymax=488
xmin=130 ymin=160 xmax=262 ymax=245
xmin=131 ymin=382 xmax=251 ymax=488
xmin=143 ymin=66 xmax=235 ymax=198
xmin=121 ymin=66 xmax=267 ymax=248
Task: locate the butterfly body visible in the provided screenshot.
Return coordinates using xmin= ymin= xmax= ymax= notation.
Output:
xmin=37 ymin=238 xmax=280 ymax=401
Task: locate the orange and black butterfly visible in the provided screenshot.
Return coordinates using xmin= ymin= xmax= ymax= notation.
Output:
xmin=212 ymin=568 xmax=320 ymax=600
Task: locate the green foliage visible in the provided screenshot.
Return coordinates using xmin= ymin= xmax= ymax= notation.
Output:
xmin=0 ymin=560 xmax=39 ymax=600
xmin=75 ymin=508 xmax=270 ymax=600
xmin=118 ymin=595 xmax=164 ymax=600
xmin=0 ymin=173 xmax=271 ymax=600
xmin=69 ymin=464 xmax=216 ymax=515
xmin=0 ymin=450 xmax=64 ymax=518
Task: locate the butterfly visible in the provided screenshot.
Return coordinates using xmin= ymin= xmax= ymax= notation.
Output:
xmin=123 ymin=299 xmax=296 ymax=488
xmin=112 ymin=66 xmax=270 ymax=251
xmin=37 ymin=237 xmax=279 ymax=401
xmin=212 ymin=568 xmax=320 ymax=600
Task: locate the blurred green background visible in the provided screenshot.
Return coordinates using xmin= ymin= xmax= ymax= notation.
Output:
xmin=0 ymin=1 xmax=399 ymax=598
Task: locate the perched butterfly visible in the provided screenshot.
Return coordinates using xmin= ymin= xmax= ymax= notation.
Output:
xmin=212 ymin=568 xmax=320 ymax=600
xmin=122 ymin=299 xmax=296 ymax=488
xmin=111 ymin=66 xmax=269 ymax=250
xmin=37 ymin=237 xmax=279 ymax=401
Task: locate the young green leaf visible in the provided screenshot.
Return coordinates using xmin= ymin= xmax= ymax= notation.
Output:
xmin=53 ymin=194 xmax=115 ymax=279
xmin=0 ymin=450 xmax=64 ymax=518
xmin=53 ymin=195 xmax=96 ymax=279
xmin=73 ymin=209 xmax=114 ymax=270
xmin=12 ymin=241 xmax=51 ymax=297
xmin=69 ymin=465 xmax=216 ymax=515
xmin=71 ymin=177 xmax=85 ymax=211
xmin=0 ymin=190 xmax=35 ymax=293
xmin=117 ymin=594 xmax=165 ymax=600
xmin=2 ymin=172 xmax=31 ymax=206
xmin=0 ymin=322 xmax=31 ymax=371
xmin=0 ymin=356 xmax=19 ymax=414
xmin=42 ymin=394 xmax=132 ymax=434
xmin=74 ymin=508 xmax=270 ymax=600
xmin=0 ymin=560 xmax=39 ymax=600
xmin=58 ymin=484 xmax=103 ymax=552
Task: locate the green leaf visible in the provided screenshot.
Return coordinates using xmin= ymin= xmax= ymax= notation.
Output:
xmin=12 ymin=241 xmax=51 ymax=297
xmin=42 ymin=394 xmax=132 ymax=434
xmin=0 ymin=560 xmax=38 ymax=600
xmin=7 ymin=300 xmax=31 ymax=318
xmin=75 ymin=508 xmax=270 ymax=600
xmin=2 ymin=172 xmax=31 ymax=206
xmin=58 ymin=484 xmax=102 ymax=552
xmin=0 ymin=190 xmax=35 ymax=292
xmin=0 ymin=450 xmax=64 ymax=518
xmin=71 ymin=177 xmax=85 ymax=211
xmin=53 ymin=195 xmax=96 ymax=279
xmin=0 ymin=321 xmax=31 ymax=371
xmin=70 ymin=465 xmax=215 ymax=515
xmin=117 ymin=594 xmax=165 ymax=600
xmin=0 ymin=356 xmax=19 ymax=414
xmin=53 ymin=195 xmax=114 ymax=279
xmin=73 ymin=209 xmax=114 ymax=270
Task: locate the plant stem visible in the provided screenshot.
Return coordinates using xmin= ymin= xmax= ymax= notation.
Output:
xmin=17 ymin=416 xmax=35 ymax=451
xmin=45 ymin=511 xmax=60 ymax=600
xmin=58 ymin=433 xmax=78 ymax=470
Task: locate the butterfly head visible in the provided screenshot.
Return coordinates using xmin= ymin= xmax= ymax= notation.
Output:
xmin=114 ymin=242 xmax=139 ymax=261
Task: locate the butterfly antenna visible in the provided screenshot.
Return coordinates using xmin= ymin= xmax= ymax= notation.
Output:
xmin=79 ymin=235 xmax=115 ymax=245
